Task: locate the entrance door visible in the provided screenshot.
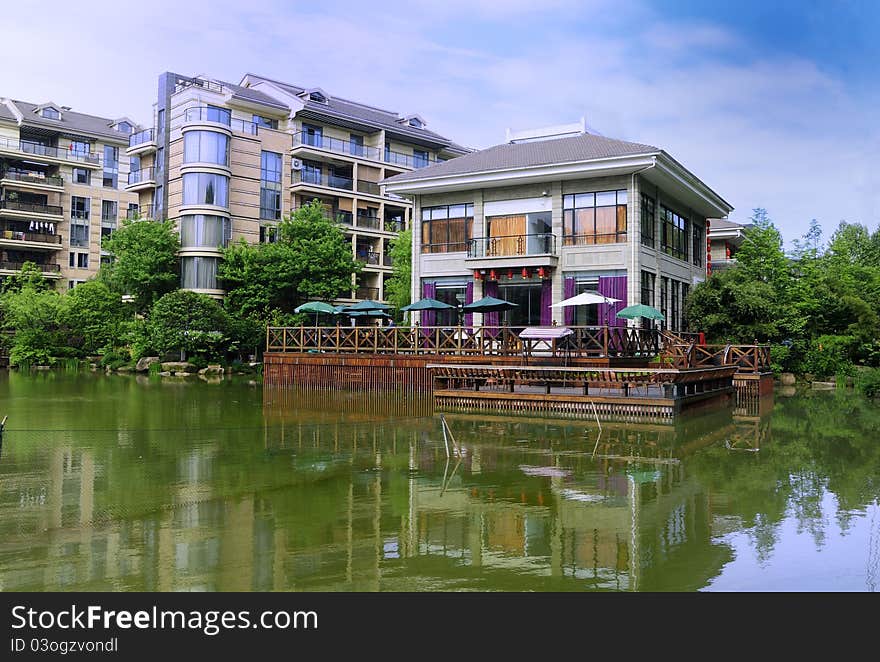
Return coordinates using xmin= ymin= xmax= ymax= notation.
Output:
xmin=498 ymin=283 xmax=542 ymax=329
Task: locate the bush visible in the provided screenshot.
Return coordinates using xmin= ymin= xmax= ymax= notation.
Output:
xmin=854 ymin=367 xmax=880 ymax=398
xmin=803 ymin=335 xmax=856 ymax=379
xmin=147 ymin=290 xmax=229 ymax=361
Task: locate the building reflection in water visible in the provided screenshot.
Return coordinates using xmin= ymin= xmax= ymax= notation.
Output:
xmin=0 ymin=390 xmax=774 ymax=592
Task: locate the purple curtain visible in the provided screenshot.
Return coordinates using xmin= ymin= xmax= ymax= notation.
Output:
xmin=598 ymin=275 xmax=627 ymax=327
xmin=540 ymin=279 xmax=552 ymax=326
xmin=563 ymin=277 xmax=576 ymax=326
xmin=422 ymin=282 xmax=436 ymax=327
xmin=484 ymin=280 xmax=499 ymax=332
xmin=464 ymin=281 xmax=474 ymax=328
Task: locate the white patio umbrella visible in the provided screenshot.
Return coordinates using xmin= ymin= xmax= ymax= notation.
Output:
xmin=550 ymin=291 xmax=621 ymax=326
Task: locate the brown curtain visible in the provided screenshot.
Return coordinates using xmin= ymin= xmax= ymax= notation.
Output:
xmin=488 ymin=215 xmax=526 ymax=255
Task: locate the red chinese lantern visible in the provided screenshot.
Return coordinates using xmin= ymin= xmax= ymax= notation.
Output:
xmin=725 ymin=242 xmax=731 ymax=259
xmin=537 ymin=267 xmax=546 ymax=279
xmin=474 ymin=270 xmax=482 ymax=280
xmin=522 ymin=267 xmax=529 ymax=278
xmin=489 ymin=269 xmax=497 ymax=281
xmin=507 ymin=268 xmax=514 ymax=280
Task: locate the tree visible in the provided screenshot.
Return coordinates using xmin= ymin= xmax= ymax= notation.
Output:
xmin=220 ymin=200 xmax=359 ymax=319
xmin=0 ymin=277 xmax=68 ymax=366
xmin=0 ymin=261 xmax=53 ymax=294
xmin=383 ymin=228 xmax=412 ymax=313
xmin=147 ymin=290 xmax=229 ymax=360
xmin=102 ymin=219 xmax=180 ymax=313
xmin=65 ymin=280 xmax=131 ymax=356
xmin=685 ymin=269 xmax=780 ymax=342
xmin=735 ymin=208 xmax=790 ymax=290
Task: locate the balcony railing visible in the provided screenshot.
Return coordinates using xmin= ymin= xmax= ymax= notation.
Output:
xmin=357 ymin=180 xmax=381 ymax=196
xmin=0 ymin=261 xmax=60 ymax=273
xmin=184 ymin=106 xmax=231 ymax=126
xmin=356 ymin=213 xmax=380 ymax=230
xmin=293 ymin=133 xmax=381 ymax=160
xmin=0 ymin=170 xmax=64 ymax=187
xmin=0 ymin=229 xmax=62 ymax=245
xmin=231 ymin=118 xmax=258 ymax=135
xmin=125 ymin=204 xmax=157 ymax=220
xmin=128 ymin=128 xmax=155 ymax=147
xmin=292 ymin=169 xmax=353 ymax=191
xmin=384 ymin=150 xmax=435 ymax=169
xmin=384 ymin=219 xmax=405 ymax=233
xmin=383 ymin=254 xmax=393 ymax=266
xmin=0 ymin=200 xmax=64 ymax=216
xmin=0 ymin=137 xmax=100 ymax=165
xmin=357 ymin=250 xmax=380 ymax=265
xmin=468 ymin=233 xmax=556 ymax=258
xmin=128 ymin=167 xmax=155 ymax=185
xmin=355 ymin=286 xmax=379 ymax=300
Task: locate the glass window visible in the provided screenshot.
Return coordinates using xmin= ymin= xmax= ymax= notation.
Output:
xmin=640 ymin=194 xmax=656 ymax=248
xmin=42 ymin=107 xmax=60 ymax=119
xmin=302 ymin=124 xmax=323 ymax=147
xmin=181 ymin=256 xmax=219 ymax=290
xmin=182 ymin=173 xmax=228 ymax=207
xmin=69 ymin=141 xmax=90 ymax=157
xmin=661 ymin=206 xmax=688 ymax=261
xmin=301 ymin=160 xmax=322 ymax=185
xmin=253 ymin=115 xmax=278 ymax=130
xmin=101 ymin=200 xmax=117 ymax=225
xmin=205 ymin=105 xmax=231 ymax=125
xmin=260 ymin=225 xmax=279 ymax=244
xmin=77 ymin=252 xmax=89 ymax=269
xmin=660 ymin=277 xmax=669 ymax=328
xmin=413 ymin=150 xmax=429 ymax=168
xmin=71 ymin=196 xmax=90 ymax=220
xmin=72 ymin=167 xmax=90 ymax=185
xmin=180 ymin=215 xmax=230 ymax=248
xmin=183 ymin=131 xmax=229 ymax=166
xmin=130 ymin=155 xmax=141 ymax=175
xmin=641 ymin=270 xmax=655 ymax=307
xmin=420 ymin=204 xmax=473 ymax=253
xmin=103 ymin=145 xmax=118 ymax=188
xmin=692 ymin=222 xmax=704 ymax=267
xmin=349 ymin=134 xmax=364 ymax=157
xmin=117 ymin=121 xmax=132 ymax=134
xmin=157 ymin=109 xmax=165 ymax=133
xmin=563 ymin=189 xmax=627 ymax=245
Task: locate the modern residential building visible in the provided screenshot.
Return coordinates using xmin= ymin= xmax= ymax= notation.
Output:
xmin=707 ymin=218 xmax=750 ymax=273
xmin=384 ymin=122 xmax=733 ymax=331
xmin=132 ymin=72 xmax=468 ymax=300
xmin=0 ymin=98 xmax=140 ymax=289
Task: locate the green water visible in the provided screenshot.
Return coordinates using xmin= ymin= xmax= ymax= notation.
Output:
xmin=0 ymin=372 xmax=877 ymax=592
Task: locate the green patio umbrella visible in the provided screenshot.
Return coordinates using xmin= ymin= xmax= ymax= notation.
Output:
xmin=342 ymin=299 xmax=391 ymax=312
xmin=616 ymin=304 xmax=665 ymax=321
xmin=399 ymin=298 xmax=455 ymax=312
xmin=294 ymin=301 xmax=337 ymax=325
xmin=461 ymin=295 xmax=518 ymax=313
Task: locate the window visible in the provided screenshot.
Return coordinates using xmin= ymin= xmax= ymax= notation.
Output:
xmin=103 ymin=145 xmax=118 ymax=188
xmin=420 ymin=204 xmax=474 ymax=253
xmin=301 ymin=160 xmax=322 ymax=185
xmin=350 ymin=134 xmax=364 ymax=157
xmin=671 ymin=280 xmax=680 ymax=331
xmin=409 ymin=118 xmax=423 ymax=128
xmin=157 ymin=109 xmax=165 ymax=133
xmin=42 ymin=107 xmax=60 ymax=120
xmin=260 ymin=151 xmax=282 ymax=220
xmin=260 ymin=225 xmax=279 ymax=244
xmin=413 ymin=149 xmax=429 ymax=168
xmin=692 ymin=222 xmax=704 ymax=267
xmin=183 ymin=131 xmax=229 ymax=166
xmin=71 ymin=196 xmax=90 ymax=220
xmin=69 ymin=252 xmax=89 ymax=269
xmin=308 ymin=91 xmax=326 ymax=103
xmin=117 ymin=121 xmax=132 ymax=134
xmin=563 ymin=189 xmax=627 ymax=245
xmin=641 ymin=270 xmax=655 ymax=307
xmin=182 ymin=172 xmax=228 ymax=207
xmin=179 ymin=215 xmax=230 ymax=248
xmin=681 ymin=283 xmax=690 ymax=328
xmin=181 ymin=256 xmax=219 ymax=290
xmin=640 ymin=194 xmax=656 ymax=248
xmin=72 ymin=167 xmax=90 ymax=185
xmin=205 ymin=105 xmax=231 ymax=125
xmin=101 ymin=200 xmax=117 ymax=224
xmin=127 ymin=202 xmax=139 ymax=219
xmin=253 ymin=115 xmax=278 ymax=130
xmin=659 ymin=277 xmax=669 ymax=329
xmin=70 ymin=223 xmax=89 ymax=247
xmin=69 ymin=141 xmax=90 ymax=157
xmin=302 ymin=124 xmax=323 ymax=147
xmin=660 ymin=206 xmax=689 ymax=261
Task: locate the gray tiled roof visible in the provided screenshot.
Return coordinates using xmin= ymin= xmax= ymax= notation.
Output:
xmin=384 ymin=133 xmax=660 ymax=184
xmin=222 ymin=81 xmax=289 ymax=111
xmin=242 ymin=73 xmax=468 ymax=153
xmin=0 ymin=101 xmax=16 ymax=123
xmin=708 ymin=218 xmax=749 ymax=231
xmin=12 ymin=99 xmax=137 ymax=142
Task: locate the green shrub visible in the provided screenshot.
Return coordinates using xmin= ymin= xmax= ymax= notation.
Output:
xmin=854 ymin=367 xmax=880 ymax=398
xmin=803 ymin=335 xmax=856 ymax=379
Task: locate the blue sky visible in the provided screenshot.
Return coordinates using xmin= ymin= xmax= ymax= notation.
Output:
xmin=4 ymin=0 xmax=878 ymax=246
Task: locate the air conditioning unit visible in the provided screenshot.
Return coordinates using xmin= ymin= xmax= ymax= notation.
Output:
xmin=291 ymin=158 xmax=303 ymax=171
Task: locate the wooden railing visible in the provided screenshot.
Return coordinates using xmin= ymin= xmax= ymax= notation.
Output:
xmin=267 ymin=325 xmax=660 ymax=359
xmin=662 ymin=343 xmax=770 ymax=373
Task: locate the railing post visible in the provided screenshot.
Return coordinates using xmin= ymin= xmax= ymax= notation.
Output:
xmin=603 ymin=326 xmax=608 ymax=357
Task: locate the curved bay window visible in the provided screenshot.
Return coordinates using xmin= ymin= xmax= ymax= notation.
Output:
xmin=183 ymin=131 xmax=230 ymax=166
xmin=179 ymin=215 xmax=230 ymax=249
xmin=563 ymin=190 xmax=627 ymax=246
xmin=182 ymin=172 xmax=229 ymax=208
xmin=181 ymin=256 xmax=219 ymax=290
xmin=421 ymin=203 xmax=473 ymax=253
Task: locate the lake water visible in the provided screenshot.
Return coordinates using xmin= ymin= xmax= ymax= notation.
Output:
xmin=0 ymin=372 xmax=877 ymax=592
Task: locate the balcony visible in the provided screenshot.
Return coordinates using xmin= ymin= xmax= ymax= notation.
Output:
xmin=0 ymin=200 xmax=64 ymax=218
xmin=383 ymin=254 xmax=393 ymax=267
xmin=0 ymin=261 xmax=61 ymax=277
xmin=465 ymin=233 xmax=558 ymax=269
xmin=182 ymin=107 xmax=256 ymax=135
xmin=127 ymin=128 xmax=157 ymax=155
xmin=355 ymin=213 xmax=381 ymax=230
xmin=384 ymin=150 xmax=436 ymax=170
xmin=357 ymin=250 xmax=380 ymax=265
xmin=357 ymin=180 xmax=382 ymax=197
xmin=292 ymin=133 xmax=381 ymax=161
xmin=125 ymin=204 xmax=157 ymax=220
xmin=384 ymin=219 xmax=405 ymax=233
xmin=0 ymin=170 xmax=64 ymax=190
xmin=291 ymin=169 xmax=353 ymax=192
xmin=0 ymin=228 xmax=63 ymax=250
xmin=355 ymin=286 xmax=379 ymax=300
xmin=126 ymin=167 xmax=156 ymax=191
xmin=0 ymin=137 xmax=101 ymax=167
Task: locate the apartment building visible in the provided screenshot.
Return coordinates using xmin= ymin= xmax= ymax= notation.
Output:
xmin=384 ymin=122 xmax=733 ymax=331
xmin=128 ymin=72 xmax=467 ymax=300
xmin=0 ymin=98 xmax=140 ymax=289
xmin=707 ymin=218 xmax=750 ymax=273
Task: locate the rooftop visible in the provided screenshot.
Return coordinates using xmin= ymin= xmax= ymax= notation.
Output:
xmin=0 ymin=98 xmax=139 ymax=142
